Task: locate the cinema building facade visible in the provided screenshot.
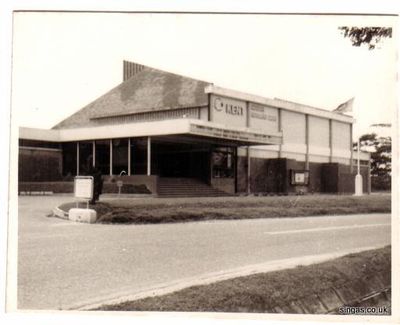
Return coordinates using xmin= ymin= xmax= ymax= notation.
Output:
xmin=19 ymin=61 xmax=371 ymax=196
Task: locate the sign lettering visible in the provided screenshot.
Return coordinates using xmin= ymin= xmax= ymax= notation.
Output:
xmin=211 ymin=95 xmax=247 ymax=127
xmin=248 ymin=102 xmax=278 ymax=131
xmin=214 ymin=97 xmax=244 ymax=116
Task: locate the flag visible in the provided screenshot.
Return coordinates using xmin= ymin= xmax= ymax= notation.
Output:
xmin=333 ymin=97 xmax=354 ymax=114
xmin=370 ymin=123 xmax=391 ymax=127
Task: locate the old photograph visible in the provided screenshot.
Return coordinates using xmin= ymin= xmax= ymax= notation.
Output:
xmin=6 ymin=9 xmax=397 ymax=323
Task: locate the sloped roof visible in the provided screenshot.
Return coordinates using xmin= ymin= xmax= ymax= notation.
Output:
xmin=53 ymin=67 xmax=211 ymax=129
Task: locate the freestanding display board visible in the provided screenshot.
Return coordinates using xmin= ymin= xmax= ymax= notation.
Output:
xmin=70 ymin=176 xmax=97 ymax=223
xmin=74 ymin=176 xmax=94 ymax=201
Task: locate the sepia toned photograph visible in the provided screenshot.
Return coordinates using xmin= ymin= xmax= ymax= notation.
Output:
xmin=5 ymin=8 xmax=398 ymax=323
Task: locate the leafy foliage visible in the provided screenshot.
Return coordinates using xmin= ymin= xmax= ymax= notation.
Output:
xmin=339 ymin=27 xmax=392 ymax=50
xmin=354 ymin=133 xmax=391 ymax=191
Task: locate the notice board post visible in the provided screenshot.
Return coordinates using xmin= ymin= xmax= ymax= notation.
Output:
xmin=74 ymin=176 xmax=94 ymax=208
xmin=69 ymin=176 xmax=97 ymax=223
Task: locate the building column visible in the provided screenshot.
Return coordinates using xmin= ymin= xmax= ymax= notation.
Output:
xmin=128 ymin=138 xmax=131 ymax=176
xmin=147 ymin=136 xmax=151 ymax=176
xmin=246 ymin=100 xmax=251 ymax=194
xmin=350 ymin=124 xmax=354 ymax=173
xmin=234 ymin=147 xmax=238 ymax=194
xmin=278 ymin=108 xmax=282 ymax=158
xmin=247 ymin=147 xmax=251 ymax=194
xmin=367 ymin=160 xmax=372 ymax=194
xmin=109 ymin=139 xmax=113 ymax=176
xmin=305 ymin=114 xmax=309 ymax=169
xmin=76 ymin=142 xmax=80 ymax=175
xmin=329 ymin=119 xmax=333 ymax=163
xmin=92 ymin=141 xmax=96 ymax=167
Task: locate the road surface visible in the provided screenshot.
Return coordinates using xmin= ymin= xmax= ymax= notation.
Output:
xmin=15 ymin=196 xmax=391 ymax=310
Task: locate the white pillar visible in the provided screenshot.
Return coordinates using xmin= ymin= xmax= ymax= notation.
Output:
xmin=329 ymin=119 xmax=333 ymax=163
xmin=350 ymin=124 xmax=354 ymax=173
xmin=354 ymin=138 xmax=363 ymax=196
xmin=247 ymin=147 xmax=251 ymax=194
xmin=278 ymin=108 xmax=282 ymax=158
xmin=357 ymin=138 xmax=360 ymax=175
xmin=147 ymin=137 xmax=151 ymax=176
xmin=92 ymin=141 xmax=96 ymax=167
xmin=76 ymin=142 xmax=80 ymax=175
xmin=109 ymin=139 xmax=113 ymax=176
xmin=305 ymin=114 xmax=309 ymax=169
xmin=128 ymin=138 xmax=131 ymax=176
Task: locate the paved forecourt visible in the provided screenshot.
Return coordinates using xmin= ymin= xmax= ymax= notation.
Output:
xmin=16 ymin=196 xmax=391 ymax=310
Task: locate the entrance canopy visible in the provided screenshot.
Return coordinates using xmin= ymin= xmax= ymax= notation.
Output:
xmin=20 ymin=118 xmax=282 ymax=146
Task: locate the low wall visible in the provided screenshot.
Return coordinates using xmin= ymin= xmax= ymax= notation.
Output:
xmin=18 ymin=178 xmax=155 ymax=195
xmin=102 ymin=175 xmax=159 ymax=194
xmin=211 ymin=178 xmax=235 ymax=194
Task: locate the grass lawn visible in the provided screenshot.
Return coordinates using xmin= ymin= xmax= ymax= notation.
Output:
xmin=95 ymin=246 xmax=391 ymax=313
xmin=61 ymin=193 xmax=392 ymax=224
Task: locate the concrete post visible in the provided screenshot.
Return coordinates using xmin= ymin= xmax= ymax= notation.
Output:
xmin=76 ymin=142 xmax=80 ymax=175
xmin=354 ymin=138 xmax=363 ymax=196
xmin=350 ymin=123 xmax=354 ymax=173
xmin=109 ymin=139 xmax=113 ymax=176
xmin=278 ymin=108 xmax=282 ymax=158
xmin=92 ymin=141 xmax=96 ymax=167
xmin=329 ymin=119 xmax=333 ymax=163
xmin=247 ymin=147 xmax=251 ymax=194
xmin=305 ymin=114 xmax=309 ymax=170
xmin=367 ymin=161 xmax=372 ymax=194
xmin=128 ymin=138 xmax=131 ymax=176
xmin=147 ymin=136 xmax=151 ymax=176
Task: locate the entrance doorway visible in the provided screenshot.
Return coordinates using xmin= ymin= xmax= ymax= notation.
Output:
xmin=152 ymin=143 xmax=210 ymax=182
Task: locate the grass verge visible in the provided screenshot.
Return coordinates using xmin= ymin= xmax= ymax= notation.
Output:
xmin=94 ymin=194 xmax=390 ymax=224
xmin=95 ymin=246 xmax=391 ymax=312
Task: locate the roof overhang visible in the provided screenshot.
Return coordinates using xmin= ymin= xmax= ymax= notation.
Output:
xmin=19 ymin=119 xmax=282 ymax=146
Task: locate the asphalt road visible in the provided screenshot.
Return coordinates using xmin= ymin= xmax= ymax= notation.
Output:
xmin=16 ymin=196 xmax=391 ymax=310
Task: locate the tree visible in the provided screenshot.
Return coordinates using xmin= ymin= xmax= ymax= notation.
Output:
xmin=354 ymin=133 xmax=391 ymax=191
xmin=338 ymin=26 xmax=392 ymax=50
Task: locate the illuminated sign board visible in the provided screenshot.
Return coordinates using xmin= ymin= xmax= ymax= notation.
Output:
xmin=210 ymin=95 xmax=246 ymax=127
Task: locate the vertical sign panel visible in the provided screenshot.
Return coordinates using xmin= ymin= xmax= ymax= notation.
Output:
xmin=210 ymin=95 xmax=246 ymax=127
xmin=248 ymin=103 xmax=278 ymax=132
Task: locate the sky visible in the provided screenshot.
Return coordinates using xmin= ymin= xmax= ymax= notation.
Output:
xmin=11 ymin=12 xmax=398 ymax=139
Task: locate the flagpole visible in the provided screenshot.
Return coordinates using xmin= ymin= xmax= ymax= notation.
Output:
xmin=332 ymin=97 xmax=362 ymax=195
xmin=357 ymin=137 xmax=360 ymax=175
xmin=354 ymin=129 xmax=363 ymax=196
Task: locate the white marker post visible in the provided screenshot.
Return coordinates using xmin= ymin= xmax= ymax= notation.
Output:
xmin=69 ymin=176 xmax=97 ymax=223
xmin=354 ymin=138 xmax=363 ymax=196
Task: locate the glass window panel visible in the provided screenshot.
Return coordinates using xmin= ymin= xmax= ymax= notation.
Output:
xmin=112 ymin=138 xmax=128 ymax=175
xmin=95 ymin=140 xmax=110 ymax=175
xmin=62 ymin=142 xmax=77 ymax=177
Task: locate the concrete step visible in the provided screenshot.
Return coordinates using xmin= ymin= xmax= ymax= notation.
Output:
xmin=157 ymin=177 xmax=230 ymax=198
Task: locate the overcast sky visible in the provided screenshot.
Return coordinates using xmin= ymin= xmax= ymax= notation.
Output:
xmin=12 ymin=12 xmax=397 ymax=138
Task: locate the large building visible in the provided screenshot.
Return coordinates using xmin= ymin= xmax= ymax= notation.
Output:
xmin=18 ymin=61 xmax=371 ymax=196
